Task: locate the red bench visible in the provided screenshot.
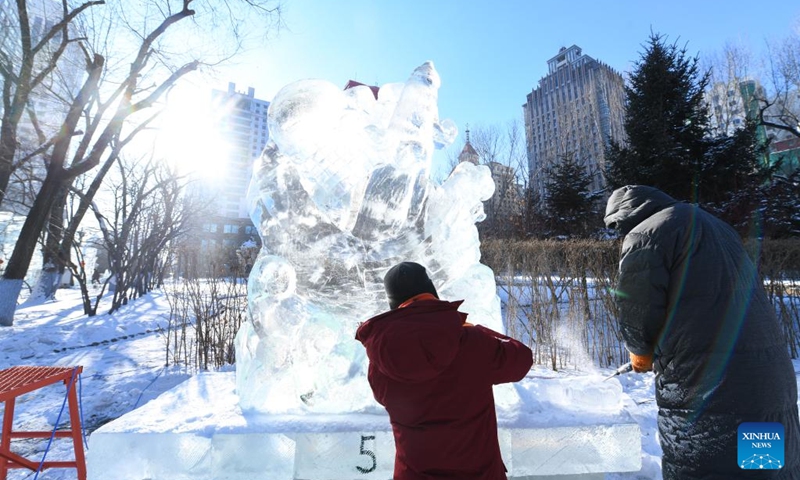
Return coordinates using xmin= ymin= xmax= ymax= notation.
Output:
xmin=0 ymin=366 xmax=86 ymax=480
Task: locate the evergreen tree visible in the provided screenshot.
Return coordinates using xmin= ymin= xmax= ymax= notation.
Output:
xmin=544 ymin=154 xmax=601 ymax=237
xmin=700 ymin=121 xmax=772 ymax=227
xmin=605 ymin=33 xmax=771 ymax=232
xmin=605 ymin=33 xmax=710 ymax=201
xmin=763 ymin=170 xmax=800 ymax=238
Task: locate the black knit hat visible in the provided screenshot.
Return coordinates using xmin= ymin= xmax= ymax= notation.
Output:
xmin=383 ymin=262 xmax=439 ymax=310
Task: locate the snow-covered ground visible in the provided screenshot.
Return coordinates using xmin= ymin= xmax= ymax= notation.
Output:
xmin=0 ymin=287 xmax=797 ymax=480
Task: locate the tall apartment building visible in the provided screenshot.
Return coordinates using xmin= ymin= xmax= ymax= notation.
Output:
xmin=0 ymin=0 xmax=84 ymax=133
xmin=197 ymin=83 xmax=270 ymax=253
xmin=0 ymin=0 xmax=84 ymax=215
xmin=523 ymin=45 xmax=626 ymax=201
xmin=706 ymin=79 xmax=766 ymax=136
xmin=706 ymin=79 xmax=799 ymax=173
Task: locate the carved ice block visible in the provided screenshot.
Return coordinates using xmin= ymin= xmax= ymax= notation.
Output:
xmin=87 ymin=372 xmax=641 ymax=480
xmin=499 ymin=425 xmax=642 ymax=476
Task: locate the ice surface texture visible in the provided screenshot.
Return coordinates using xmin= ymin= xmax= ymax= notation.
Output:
xmin=236 ymin=62 xmax=502 ymax=414
xmin=87 ymin=373 xmax=641 ymax=480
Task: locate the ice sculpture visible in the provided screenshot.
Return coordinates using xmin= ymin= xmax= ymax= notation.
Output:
xmin=86 ymin=67 xmax=643 ymax=474
xmin=236 ymin=62 xmax=503 ymax=414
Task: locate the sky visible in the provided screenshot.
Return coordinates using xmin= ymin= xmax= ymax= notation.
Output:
xmin=200 ymin=0 xmax=800 ymax=159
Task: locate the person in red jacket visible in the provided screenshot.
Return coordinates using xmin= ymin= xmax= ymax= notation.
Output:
xmin=355 ymin=262 xmax=533 ymax=480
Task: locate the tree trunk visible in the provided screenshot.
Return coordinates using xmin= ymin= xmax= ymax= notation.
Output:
xmin=26 ymin=266 xmax=60 ymax=305
xmin=0 ymin=280 xmax=23 ymax=327
xmin=0 ymin=120 xmax=16 ymax=207
xmin=88 ymin=279 xmax=108 ymax=317
xmin=0 ymin=78 xmax=28 ymax=209
xmin=59 ymin=152 xmax=119 ymax=273
xmin=71 ymin=266 xmax=91 ymax=315
xmin=0 ymin=173 xmax=63 ymax=325
xmin=32 ymin=187 xmax=69 ymax=301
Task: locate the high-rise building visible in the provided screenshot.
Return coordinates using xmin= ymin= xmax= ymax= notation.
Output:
xmin=706 ymin=79 xmax=799 ymax=173
xmin=706 ymin=81 xmax=753 ymax=137
xmin=0 ymin=0 xmax=84 ymax=215
xmin=523 ymin=45 xmax=626 ymax=200
xmin=210 ymin=83 xmax=271 ymax=219
xmin=196 ymin=83 xmax=270 ymax=254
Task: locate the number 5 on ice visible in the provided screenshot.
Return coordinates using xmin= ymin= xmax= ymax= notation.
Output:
xmin=356 ymin=434 xmax=377 ymax=474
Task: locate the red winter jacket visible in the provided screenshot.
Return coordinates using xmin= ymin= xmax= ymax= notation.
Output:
xmin=355 ymin=298 xmax=533 ymax=480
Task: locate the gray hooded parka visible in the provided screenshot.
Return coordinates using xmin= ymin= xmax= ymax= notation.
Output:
xmin=605 ymin=185 xmax=800 ymax=480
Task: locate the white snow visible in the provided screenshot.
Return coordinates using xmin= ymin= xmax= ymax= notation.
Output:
xmin=0 ymin=287 xmax=798 ymax=479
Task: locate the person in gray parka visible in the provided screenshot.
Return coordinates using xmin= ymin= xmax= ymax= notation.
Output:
xmin=604 ymin=185 xmax=800 ymax=480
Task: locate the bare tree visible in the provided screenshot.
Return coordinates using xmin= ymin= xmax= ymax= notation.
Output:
xmin=758 ymin=33 xmax=800 ymax=140
xmin=0 ymin=0 xmax=99 ymax=208
xmin=93 ymin=155 xmax=193 ymax=315
xmin=437 ymin=142 xmax=463 ymax=184
xmin=702 ymin=41 xmax=755 ymax=137
xmin=466 ymin=120 xmax=529 ymax=238
xmin=703 ymin=32 xmax=799 ymax=143
xmin=0 ymin=0 xmax=282 ymax=326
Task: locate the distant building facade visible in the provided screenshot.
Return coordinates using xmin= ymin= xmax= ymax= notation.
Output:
xmin=454 ymin=130 xmax=521 ymax=236
xmin=0 ymin=0 xmax=84 ymax=215
xmin=706 ymin=80 xmax=758 ymax=136
xmin=189 ymin=83 xmax=269 ymax=263
xmin=457 ymin=132 xmax=479 ymax=166
xmin=706 ymin=79 xmax=799 ymax=174
xmin=523 ymin=45 xmax=626 ymax=201
xmin=764 ymin=88 xmax=800 ymax=174
xmin=485 ymin=161 xmax=522 ymax=221
xmin=770 ymin=136 xmax=800 ymax=174
xmin=210 ymin=83 xmax=271 ymax=220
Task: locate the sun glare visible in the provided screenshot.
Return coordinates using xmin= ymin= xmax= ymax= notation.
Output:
xmin=157 ymin=85 xmax=231 ymax=181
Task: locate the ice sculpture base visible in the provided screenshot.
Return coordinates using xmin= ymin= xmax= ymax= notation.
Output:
xmin=87 ymin=372 xmax=641 ymax=479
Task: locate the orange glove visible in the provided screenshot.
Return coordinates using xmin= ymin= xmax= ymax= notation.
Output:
xmin=629 ymin=351 xmax=653 ymax=373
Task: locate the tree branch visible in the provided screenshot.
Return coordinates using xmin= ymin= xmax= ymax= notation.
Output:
xmin=129 ymin=60 xmax=200 ymax=112
xmin=126 ymin=6 xmax=196 ymax=94
xmin=32 ymin=1 xmax=104 ymax=56
xmin=49 ymin=53 xmax=104 ymax=173
xmin=65 ymin=96 xmax=159 ymax=180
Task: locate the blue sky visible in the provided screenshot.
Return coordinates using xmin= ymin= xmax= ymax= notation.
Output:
xmin=208 ymin=1 xmax=800 ymax=162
